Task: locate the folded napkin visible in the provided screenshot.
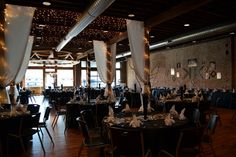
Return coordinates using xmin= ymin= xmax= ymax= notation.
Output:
xmin=166 ymin=93 xmax=171 ymax=99
xmin=179 ymin=108 xmax=186 ymax=120
xmin=108 ymin=106 xmax=114 ymax=117
xmin=175 ymin=96 xmax=182 ymax=101
xmin=106 ymin=116 xmax=115 ymax=124
xmin=122 ymin=104 xmax=131 ymax=112
xmin=184 ymin=90 xmax=189 ymax=94
xmin=138 ymin=103 xmax=154 ymax=112
xmin=169 ymin=105 xmax=178 ymax=117
xmin=129 ymin=114 xmax=142 ymax=128
xmin=222 ymin=89 xmax=226 ymax=92
xmin=192 ymin=95 xmax=200 ymax=102
xmin=233 ymin=88 xmax=235 ymax=93
xmin=164 ymin=113 xmax=175 ymax=126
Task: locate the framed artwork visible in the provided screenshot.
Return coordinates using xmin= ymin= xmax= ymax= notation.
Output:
xmin=188 ymin=58 xmax=197 ymax=67
xmin=209 ymin=61 xmax=216 ymax=70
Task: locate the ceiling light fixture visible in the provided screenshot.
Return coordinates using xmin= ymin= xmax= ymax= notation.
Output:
xmin=42 ymin=1 xmax=51 ymax=6
xmin=230 ymin=32 xmax=235 ymax=35
xmin=103 ymin=30 xmax=108 ymax=33
xmin=184 ymin=23 xmax=190 ymax=27
xmin=128 ymin=14 xmax=135 ymax=17
xmin=150 ymin=35 xmax=155 ymax=38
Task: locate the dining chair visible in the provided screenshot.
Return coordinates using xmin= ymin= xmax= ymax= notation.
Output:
xmin=109 ymin=126 xmax=152 ymax=157
xmin=7 ymin=113 xmax=45 ymax=155
xmin=51 ymin=98 xmax=67 ymax=129
xmin=159 ymin=127 xmax=204 ymax=157
xmin=201 ymin=114 xmax=218 ymax=157
xmin=192 ymin=108 xmax=201 ymax=127
xmin=27 ymin=104 xmax=40 ymax=115
xmin=38 ymin=106 xmax=54 ymax=145
xmin=76 ymin=117 xmax=109 ymax=157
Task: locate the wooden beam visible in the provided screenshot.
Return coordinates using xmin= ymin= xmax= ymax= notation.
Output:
xmin=78 ymin=0 xmax=213 ymax=58
xmin=145 ymin=0 xmax=213 ymax=28
xmin=107 ymin=32 xmax=128 ymax=45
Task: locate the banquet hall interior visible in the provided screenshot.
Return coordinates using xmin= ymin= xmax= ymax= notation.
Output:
xmin=1 ymin=0 xmax=236 ymax=157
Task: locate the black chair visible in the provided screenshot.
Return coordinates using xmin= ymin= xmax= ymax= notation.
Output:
xmin=51 ymin=98 xmax=67 ymax=129
xmin=192 ymin=108 xmax=201 ymax=127
xmin=159 ymin=127 xmax=204 ymax=157
xmin=27 ymin=104 xmax=40 ymax=115
xmin=80 ymin=109 xmax=97 ymax=129
xmin=76 ymin=117 xmax=109 ymax=157
xmin=7 ymin=113 xmax=45 ymax=154
xmin=202 ymin=114 xmax=218 ymax=157
xmin=0 ymin=103 xmax=11 ymax=110
xmin=109 ymin=126 xmax=152 ymax=157
xmin=38 ymin=106 xmax=54 ymax=145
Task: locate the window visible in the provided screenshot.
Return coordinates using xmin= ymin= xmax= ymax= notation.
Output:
xmin=90 ymin=71 xmax=106 ymax=88
xmin=57 ymin=69 xmax=73 ymax=86
xmin=25 ymin=69 xmax=43 ymax=87
xmin=81 ymin=69 xmax=87 ymax=87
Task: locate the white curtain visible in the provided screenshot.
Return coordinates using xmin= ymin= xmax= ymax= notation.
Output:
xmin=126 ymin=19 xmax=146 ymax=84
xmin=14 ymin=36 xmax=34 ymax=83
xmin=93 ymin=40 xmax=107 ymax=83
xmin=127 ymin=20 xmax=148 ymax=109
xmin=93 ymin=40 xmax=117 ymax=84
xmin=4 ymin=4 xmax=35 ymax=84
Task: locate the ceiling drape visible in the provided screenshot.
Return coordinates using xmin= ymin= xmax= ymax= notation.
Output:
xmin=126 ymin=19 xmax=146 ymax=87
xmin=4 ymin=4 xmax=35 ymax=84
xmin=93 ymin=40 xmax=117 ymax=84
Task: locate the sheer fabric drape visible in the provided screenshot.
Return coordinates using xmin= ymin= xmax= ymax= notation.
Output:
xmin=1 ymin=5 xmax=35 ymax=104
xmin=126 ymin=19 xmax=146 ymax=85
xmin=93 ymin=40 xmax=116 ymax=99
xmin=5 ymin=4 xmax=35 ymax=84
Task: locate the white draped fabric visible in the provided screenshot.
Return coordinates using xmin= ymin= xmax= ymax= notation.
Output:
xmin=14 ymin=36 xmax=34 ymax=83
xmin=93 ymin=40 xmax=116 ymax=84
xmin=4 ymin=4 xmax=35 ymax=84
xmin=126 ymin=19 xmax=146 ymax=84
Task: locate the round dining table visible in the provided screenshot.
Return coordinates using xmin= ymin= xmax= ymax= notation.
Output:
xmin=102 ymin=111 xmax=190 ymax=156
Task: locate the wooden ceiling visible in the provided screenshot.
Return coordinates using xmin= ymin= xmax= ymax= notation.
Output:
xmin=4 ymin=0 xmax=236 ymax=60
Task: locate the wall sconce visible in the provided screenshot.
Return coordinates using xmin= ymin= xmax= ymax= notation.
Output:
xmin=176 ymin=72 xmax=180 ymax=78
xmin=217 ymin=72 xmax=221 ymax=79
xmin=171 ymin=68 xmax=175 ymax=76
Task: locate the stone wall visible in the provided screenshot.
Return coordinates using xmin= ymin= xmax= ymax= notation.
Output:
xmin=127 ymin=37 xmax=234 ymax=90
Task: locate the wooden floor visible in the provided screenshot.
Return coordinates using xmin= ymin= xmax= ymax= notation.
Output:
xmin=7 ymin=96 xmax=236 ymax=157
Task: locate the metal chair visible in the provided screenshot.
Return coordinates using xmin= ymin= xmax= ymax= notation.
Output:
xmin=76 ymin=117 xmax=109 ymax=157
xmin=27 ymin=104 xmax=40 ymax=115
xmin=159 ymin=127 xmax=204 ymax=157
xmin=38 ymin=106 xmax=54 ymax=145
xmin=109 ymin=126 xmax=152 ymax=157
xmin=202 ymin=114 xmax=218 ymax=157
xmin=7 ymin=113 xmax=45 ymax=155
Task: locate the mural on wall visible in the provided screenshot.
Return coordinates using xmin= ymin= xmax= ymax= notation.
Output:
xmin=128 ymin=38 xmax=232 ymax=90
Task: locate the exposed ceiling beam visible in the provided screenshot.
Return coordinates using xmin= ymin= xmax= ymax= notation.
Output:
xmin=76 ymin=0 xmax=214 ymax=60
xmin=145 ymin=0 xmax=214 ymax=28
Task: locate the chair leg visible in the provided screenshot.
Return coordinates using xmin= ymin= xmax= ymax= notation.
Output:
xmin=37 ymin=131 xmax=45 ymax=154
xmin=231 ymin=111 xmax=236 ymax=122
xmin=52 ymin=115 xmax=59 ymax=129
xmin=78 ymin=143 xmax=84 ymax=157
xmin=40 ymin=127 xmax=44 ymax=136
xmin=19 ymin=138 xmax=26 ymax=153
xmin=44 ymin=126 xmax=54 ymax=145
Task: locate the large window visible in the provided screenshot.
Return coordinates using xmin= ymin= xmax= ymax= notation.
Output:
xmin=57 ymin=69 xmax=73 ymax=86
xmin=90 ymin=71 xmax=106 ymax=88
xmin=25 ymin=69 xmax=43 ymax=87
xmin=80 ymin=61 xmax=121 ymax=88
